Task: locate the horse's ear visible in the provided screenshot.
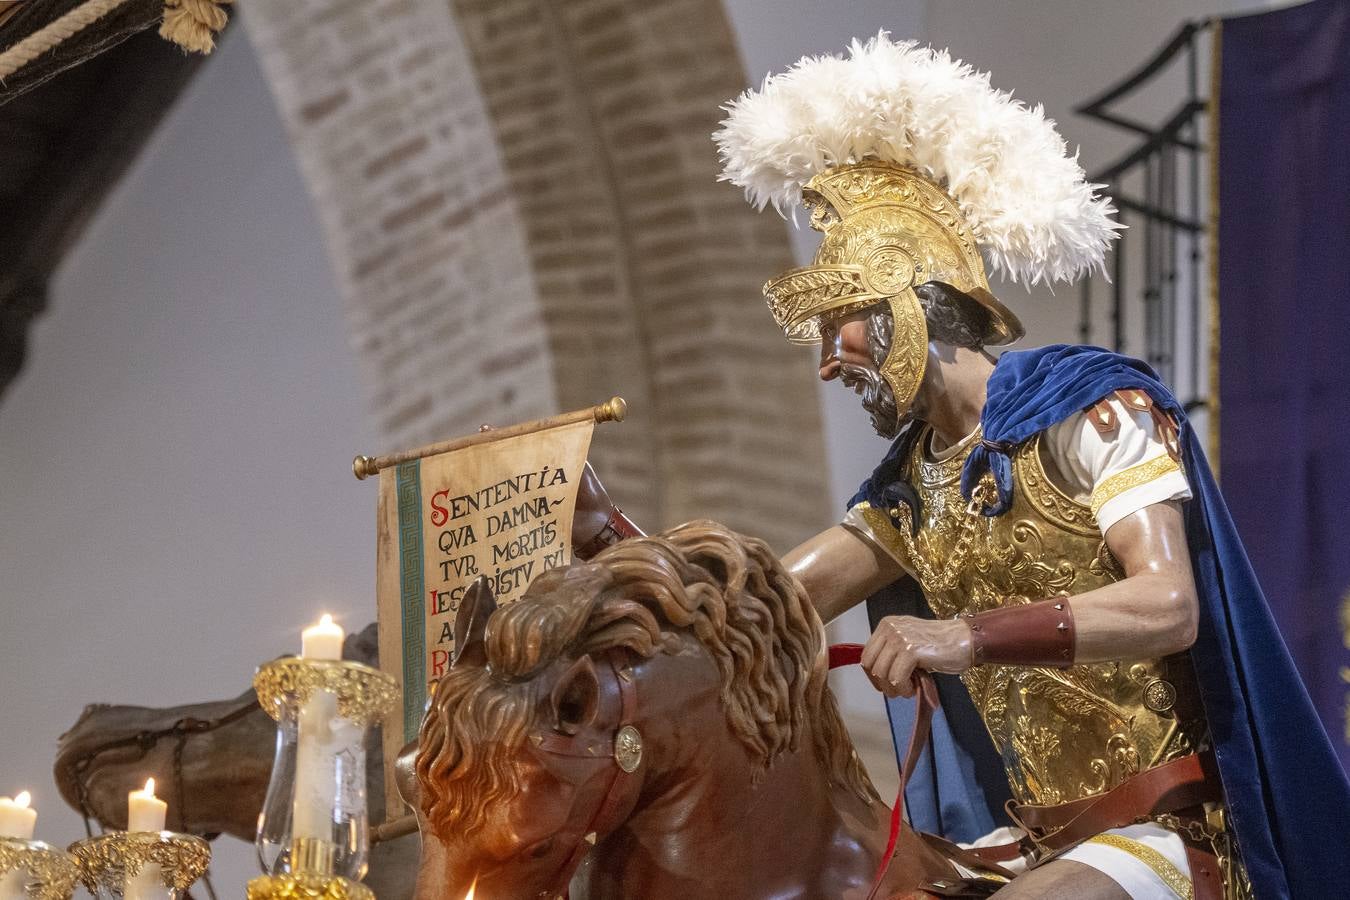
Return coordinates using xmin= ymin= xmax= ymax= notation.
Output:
xmin=452 ymin=576 xmax=497 ymax=668
xmin=550 ymin=655 xmax=601 ymax=736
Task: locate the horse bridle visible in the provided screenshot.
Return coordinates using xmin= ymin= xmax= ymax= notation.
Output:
xmin=525 ymin=650 xmax=644 ymax=900
xmin=67 ymin=699 xmax=256 ymax=900
xmin=524 ymin=645 xmax=943 ymax=900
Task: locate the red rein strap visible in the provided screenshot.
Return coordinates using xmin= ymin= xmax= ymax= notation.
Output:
xmin=827 ymin=643 xmax=939 ymax=900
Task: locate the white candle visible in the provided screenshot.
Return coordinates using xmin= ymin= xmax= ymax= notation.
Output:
xmin=0 ymin=792 xmax=35 ymax=840
xmin=293 ymin=615 xmax=354 ymax=848
xmin=301 ymin=614 xmax=344 ymax=661
xmin=0 ymin=793 xmax=35 ymax=900
xmin=293 ymin=689 xmax=340 ymax=843
xmin=125 ymin=780 xmax=168 ymax=900
xmin=127 ymin=778 xmax=167 ymax=832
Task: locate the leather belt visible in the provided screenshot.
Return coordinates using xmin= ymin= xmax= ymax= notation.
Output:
xmin=1009 ymin=751 xmax=1222 ymax=854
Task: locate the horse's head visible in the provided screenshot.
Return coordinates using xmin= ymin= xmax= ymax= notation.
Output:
xmin=411 ymin=521 xmax=876 ymax=900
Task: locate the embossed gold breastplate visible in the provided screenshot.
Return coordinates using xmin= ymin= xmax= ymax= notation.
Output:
xmin=862 ymin=427 xmax=1209 ymax=807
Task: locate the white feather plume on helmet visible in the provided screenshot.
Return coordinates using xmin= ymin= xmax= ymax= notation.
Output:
xmin=713 ymin=33 xmax=1121 ymax=286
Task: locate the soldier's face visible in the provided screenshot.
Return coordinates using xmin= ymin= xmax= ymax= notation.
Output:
xmin=818 ymin=310 xmax=902 ymax=438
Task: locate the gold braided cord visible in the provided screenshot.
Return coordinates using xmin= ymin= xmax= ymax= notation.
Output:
xmin=892 ymin=476 xmax=996 ymax=595
xmin=1088 ymin=454 xmax=1182 ymax=519
xmin=0 ymin=0 xmax=230 ymax=82
xmin=0 ymin=0 xmax=135 ymax=80
xmin=1083 ymin=833 xmax=1193 ymax=900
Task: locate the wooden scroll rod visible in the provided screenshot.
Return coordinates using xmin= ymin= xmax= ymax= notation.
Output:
xmin=371 ymin=813 xmax=420 ymax=844
xmin=353 ymin=396 xmax=627 ymax=481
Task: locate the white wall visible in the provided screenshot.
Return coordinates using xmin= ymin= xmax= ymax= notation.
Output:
xmin=0 ymin=31 xmax=375 ymax=891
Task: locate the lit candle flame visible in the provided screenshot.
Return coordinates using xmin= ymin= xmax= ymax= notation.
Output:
xmin=13 ymin=792 xmax=30 ymax=809
xmin=141 ymin=778 xmax=156 ymax=797
xmin=319 ymin=613 xmax=334 ymax=628
xmin=463 ymin=876 xmax=477 ymax=900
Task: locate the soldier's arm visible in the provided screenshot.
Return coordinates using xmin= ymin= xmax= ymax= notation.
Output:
xmin=858 ymin=501 xmax=1200 ymax=698
xmin=1063 ymin=499 xmax=1199 ymax=662
xmin=783 ymin=525 xmax=905 ymax=624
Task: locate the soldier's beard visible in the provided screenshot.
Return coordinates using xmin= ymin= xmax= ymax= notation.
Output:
xmin=840 ymin=362 xmax=903 ymax=439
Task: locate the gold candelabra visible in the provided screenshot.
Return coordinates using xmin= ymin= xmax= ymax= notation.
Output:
xmin=0 ymin=837 xmax=80 ymax=900
xmin=247 ymin=657 xmax=397 ymax=900
xmin=67 ymin=831 xmax=210 ymax=900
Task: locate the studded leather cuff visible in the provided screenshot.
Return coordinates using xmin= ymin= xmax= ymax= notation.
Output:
xmin=966 ymin=598 xmax=1075 ymax=668
xmin=575 ymin=507 xmax=644 ymax=560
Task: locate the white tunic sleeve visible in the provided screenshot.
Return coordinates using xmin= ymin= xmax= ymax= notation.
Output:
xmin=1043 ymin=397 xmax=1192 ymax=536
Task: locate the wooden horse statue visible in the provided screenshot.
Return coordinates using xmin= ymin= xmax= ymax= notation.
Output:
xmin=406 ymin=521 xmax=997 ymax=899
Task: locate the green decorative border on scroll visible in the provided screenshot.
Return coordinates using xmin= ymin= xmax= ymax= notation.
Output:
xmin=396 ymin=459 xmax=425 ymax=743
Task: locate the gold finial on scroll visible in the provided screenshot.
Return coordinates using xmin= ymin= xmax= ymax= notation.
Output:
xmin=352 ymin=455 xmax=378 ymax=481
xmin=596 ymin=396 xmax=627 ymax=423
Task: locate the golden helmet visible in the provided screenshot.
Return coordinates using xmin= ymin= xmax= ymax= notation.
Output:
xmin=763 ymin=161 xmax=1023 ymax=414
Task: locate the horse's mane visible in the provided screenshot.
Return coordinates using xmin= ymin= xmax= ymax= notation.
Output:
xmin=417 ymin=520 xmax=877 ymax=837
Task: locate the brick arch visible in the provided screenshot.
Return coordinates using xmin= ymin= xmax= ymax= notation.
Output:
xmin=242 ymin=0 xmax=828 ymax=549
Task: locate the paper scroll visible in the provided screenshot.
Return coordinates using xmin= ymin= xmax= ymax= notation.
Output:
xmin=372 ymin=416 xmax=597 ymax=817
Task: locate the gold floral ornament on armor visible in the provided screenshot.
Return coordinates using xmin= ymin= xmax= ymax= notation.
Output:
xmin=763 ymin=161 xmax=1023 ymax=414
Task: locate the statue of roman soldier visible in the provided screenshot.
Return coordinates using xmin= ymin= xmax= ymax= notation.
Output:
xmin=688 ymin=33 xmax=1350 ymax=900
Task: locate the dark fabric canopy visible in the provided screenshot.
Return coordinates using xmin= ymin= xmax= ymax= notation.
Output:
xmin=0 ymin=1 xmax=212 ymax=401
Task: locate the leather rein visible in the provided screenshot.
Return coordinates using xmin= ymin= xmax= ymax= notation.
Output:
xmin=827 ymin=643 xmax=940 ymax=900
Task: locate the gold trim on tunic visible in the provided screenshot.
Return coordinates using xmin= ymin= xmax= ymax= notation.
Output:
xmin=1089 ymin=455 xmax=1182 ymax=519
xmin=1083 ymin=833 xmax=1192 ymax=900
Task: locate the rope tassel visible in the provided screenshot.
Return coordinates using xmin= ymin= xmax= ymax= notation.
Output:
xmin=159 ymin=0 xmax=232 ymax=55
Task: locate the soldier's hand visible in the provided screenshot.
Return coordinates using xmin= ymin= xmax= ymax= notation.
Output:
xmin=860 ymin=615 xmax=974 ymax=698
xmin=572 ymin=462 xmax=616 ymax=551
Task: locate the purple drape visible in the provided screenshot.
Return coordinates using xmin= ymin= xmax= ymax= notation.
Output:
xmin=1218 ymin=0 xmax=1350 ymax=774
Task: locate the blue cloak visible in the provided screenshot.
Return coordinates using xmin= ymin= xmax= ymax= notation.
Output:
xmin=853 ymin=344 xmax=1350 ymax=900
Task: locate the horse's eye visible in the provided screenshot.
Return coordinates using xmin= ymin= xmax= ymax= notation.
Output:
xmin=528 ymin=838 xmax=554 ymax=859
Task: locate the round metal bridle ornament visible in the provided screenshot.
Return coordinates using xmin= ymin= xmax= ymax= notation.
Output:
xmin=614 ymin=725 xmax=643 ymax=774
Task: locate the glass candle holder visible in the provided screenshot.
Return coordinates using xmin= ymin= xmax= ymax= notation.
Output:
xmin=67 ymin=832 xmax=209 ymax=900
xmin=0 ymin=838 xmax=80 ymax=900
xmin=252 ymin=657 xmax=397 ymax=883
